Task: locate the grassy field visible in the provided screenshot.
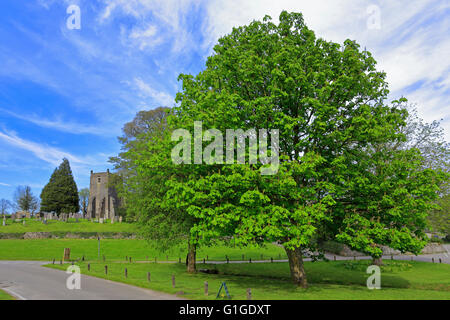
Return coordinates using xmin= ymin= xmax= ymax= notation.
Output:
xmin=0 ymin=218 xmax=137 ymax=233
xmin=47 ymin=260 xmax=450 ymax=300
xmin=0 ymin=289 xmax=15 ymax=300
xmin=0 ymin=239 xmax=287 ymax=261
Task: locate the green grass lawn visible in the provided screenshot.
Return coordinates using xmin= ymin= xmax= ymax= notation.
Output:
xmin=0 ymin=218 xmax=137 ymax=234
xmin=0 ymin=239 xmax=287 ymax=261
xmin=0 ymin=289 xmax=15 ymax=300
xmin=47 ymin=260 xmax=450 ymax=300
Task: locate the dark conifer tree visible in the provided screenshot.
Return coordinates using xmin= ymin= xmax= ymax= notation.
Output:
xmin=40 ymin=158 xmax=80 ymax=215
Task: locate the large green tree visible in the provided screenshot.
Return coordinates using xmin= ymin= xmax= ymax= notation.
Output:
xmin=40 ymin=158 xmax=79 ymax=215
xmin=333 ymin=142 xmax=446 ymax=265
xmin=171 ymin=11 xmax=410 ymax=286
xmin=109 ymin=107 xmax=201 ymax=273
xmin=329 ymin=101 xmax=449 ymax=265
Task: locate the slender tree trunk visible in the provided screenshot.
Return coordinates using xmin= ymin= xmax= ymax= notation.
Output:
xmin=187 ymin=241 xmax=196 ymax=273
xmin=372 ymin=256 xmax=383 ymax=266
xmin=285 ymin=246 xmax=308 ymax=288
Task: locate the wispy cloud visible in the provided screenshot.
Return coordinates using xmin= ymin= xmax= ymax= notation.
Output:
xmin=197 ymin=0 xmax=450 ymax=139
xmin=134 ymin=77 xmax=174 ymax=106
xmin=0 ymin=129 xmax=85 ymax=167
xmin=0 ymin=182 xmax=11 ymax=187
xmin=0 ymin=108 xmax=113 ymax=136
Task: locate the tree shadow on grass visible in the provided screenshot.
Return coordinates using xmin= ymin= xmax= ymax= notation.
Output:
xmin=212 ymin=262 xmax=411 ymax=290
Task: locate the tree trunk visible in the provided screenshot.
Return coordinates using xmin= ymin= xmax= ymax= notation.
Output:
xmin=187 ymin=241 xmax=196 ymax=273
xmin=285 ymin=246 xmax=308 ymax=288
xmin=372 ymin=256 xmax=383 ymax=266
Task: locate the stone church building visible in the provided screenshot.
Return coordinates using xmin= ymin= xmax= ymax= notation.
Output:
xmin=87 ymin=169 xmax=119 ymax=219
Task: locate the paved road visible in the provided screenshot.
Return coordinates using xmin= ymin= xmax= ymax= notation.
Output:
xmin=0 ymin=261 xmax=182 ymax=300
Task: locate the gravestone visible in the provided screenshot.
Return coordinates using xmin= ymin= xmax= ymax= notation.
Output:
xmin=99 ymin=218 xmax=104 ymax=224
xmin=11 ymin=213 xmax=16 ymax=221
xmin=2 ymin=216 xmax=5 ymax=226
xmin=119 ymin=216 xmax=123 ymax=223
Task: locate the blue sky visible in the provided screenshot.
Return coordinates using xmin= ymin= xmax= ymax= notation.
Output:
xmin=0 ymin=0 xmax=449 ymax=206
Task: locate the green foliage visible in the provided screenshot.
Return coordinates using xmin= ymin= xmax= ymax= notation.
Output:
xmin=110 ymin=11 xmax=447 ymax=286
xmin=428 ymin=192 xmax=450 ymax=236
xmin=40 ymin=158 xmax=80 ymax=215
xmin=334 ymin=146 xmax=447 ymax=257
xmin=171 ymin=10 xmax=414 ymax=281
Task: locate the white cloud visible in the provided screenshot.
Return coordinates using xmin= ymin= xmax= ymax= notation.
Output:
xmin=198 ymin=0 xmax=449 ymax=140
xmin=0 ymin=129 xmax=114 ymax=183
xmin=134 ymin=77 xmax=174 ymax=106
xmin=0 ymin=182 xmax=11 ymax=187
xmin=99 ymin=0 xmax=198 ymax=53
xmin=0 ymin=108 xmax=112 ymax=136
xmin=0 ymin=129 xmax=85 ymax=167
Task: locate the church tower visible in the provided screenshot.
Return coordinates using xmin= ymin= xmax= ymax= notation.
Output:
xmin=86 ymin=169 xmax=118 ymax=219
